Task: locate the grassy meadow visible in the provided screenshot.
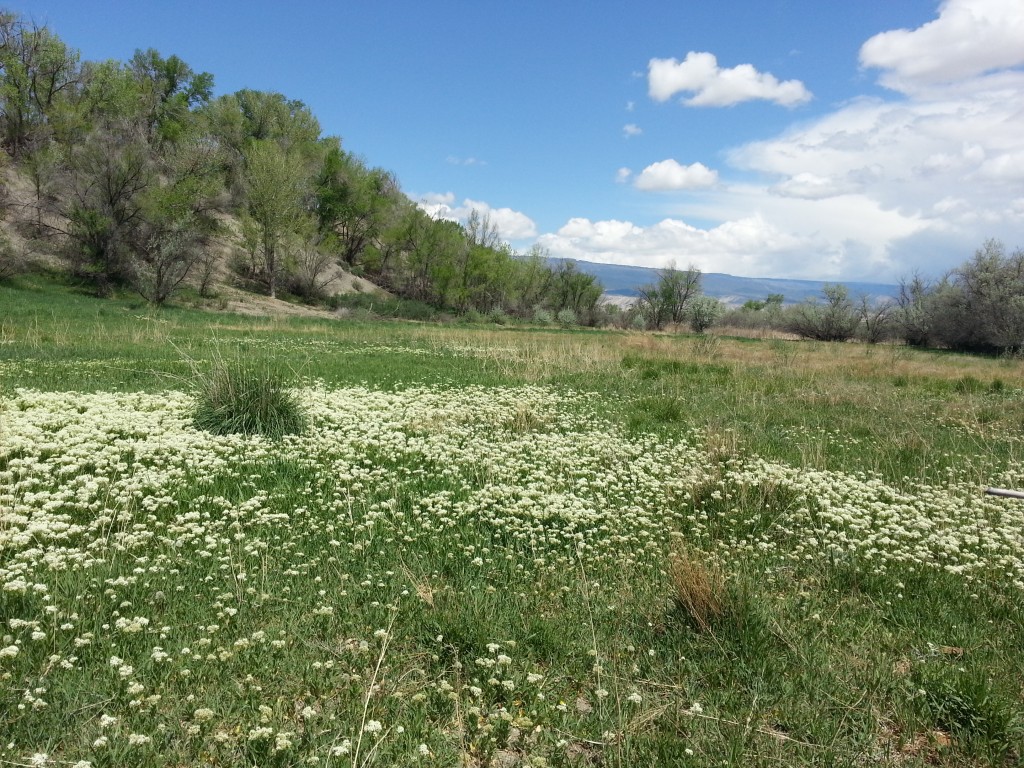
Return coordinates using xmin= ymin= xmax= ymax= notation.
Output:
xmin=2 ymin=277 xmax=1024 ymax=767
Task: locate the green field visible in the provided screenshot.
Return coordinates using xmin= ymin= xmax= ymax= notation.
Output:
xmin=2 ymin=278 xmax=1024 ymax=767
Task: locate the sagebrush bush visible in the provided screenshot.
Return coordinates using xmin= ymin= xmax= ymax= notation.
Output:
xmin=192 ymin=358 xmax=307 ymax=438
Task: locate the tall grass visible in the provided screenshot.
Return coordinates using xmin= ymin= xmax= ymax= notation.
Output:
xmin=191 ymin=355 xmax=307 ymax=438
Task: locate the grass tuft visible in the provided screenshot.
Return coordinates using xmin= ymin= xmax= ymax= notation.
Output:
xmin=668 ymin=546 xmax=726 ymax=632
xmin=192 ymin=356 xmax=307 ymax=438
xmin=912 ymin=664 xmax=1023 ymax=761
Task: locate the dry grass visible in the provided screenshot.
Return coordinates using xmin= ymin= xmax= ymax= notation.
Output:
xmin=668 ymin=546 xmax=726 ymax=633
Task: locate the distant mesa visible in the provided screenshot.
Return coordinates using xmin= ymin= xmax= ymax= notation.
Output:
xmin=551 ymin=258 xmax=898 ymax=307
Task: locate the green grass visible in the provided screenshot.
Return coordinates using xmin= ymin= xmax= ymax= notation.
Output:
xmin=191 ymin=355 xmax=307 ymax=438
xmin=2 ymin=276 xmax=1024 ymax=766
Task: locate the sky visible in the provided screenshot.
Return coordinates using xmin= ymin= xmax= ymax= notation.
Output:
xmin=22 ymin=0 xmax=1024 ymax=281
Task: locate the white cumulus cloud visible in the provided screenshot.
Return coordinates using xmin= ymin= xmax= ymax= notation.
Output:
xmin=727 ymin=62 xmax=1024 ymax=265
xmin=531 ymin=3 xmax=1024 ymax=281
xmin=648 ymin=51 xmax=812 ymax=107
xmin=634 ymin=159 xmax=718 ymax=191
xmin=770 ymin=172 xmax=854 ymax=200
xmin=537 ymin=214 xmax=816 ymax=276
xmin=860 ymin=0 xmax=1024 ymax=92
xmin=623 ymin=123 xmax=642 ymax=138
xmin=417 ymin=194 xmax=538 ymax=240
xmin=537 ymin=193 xmax=924 ymax=280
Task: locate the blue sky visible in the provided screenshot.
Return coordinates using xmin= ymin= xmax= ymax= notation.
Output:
xmin=23 ymin=0 xmax=1024 ymax=281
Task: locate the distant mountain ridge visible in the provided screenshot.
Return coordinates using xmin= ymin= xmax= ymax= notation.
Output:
xmin=554 ymin=258 xmax=899 ymax=307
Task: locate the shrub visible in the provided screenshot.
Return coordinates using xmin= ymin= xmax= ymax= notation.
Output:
xmin=328 ymin=292 xmax=441 ymax=322
xmin=192 ymin=358 xmax=307 ymax=438
xmin=459 ymin=308 xmax=485 ymax=324
xmin=688 ymin=295 xmax=723 ymax=333
xmin=786 ymin=284 xmax=859 ymax=341
xmin=893 ymin=241 xmax=1024 ymax=354
xmin=532 ymin=307 xmax=554 ymax=325
xmin=556 ymin=308 xmax=577 ymax=326
xmin=487 ymin=307 xmax=509 ymax=325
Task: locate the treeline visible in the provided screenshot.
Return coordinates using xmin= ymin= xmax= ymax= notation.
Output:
xmin=0 ymin=11 xmax=603 ymax=322
xmin=719 ymin=239 xmax=1024 ymax=354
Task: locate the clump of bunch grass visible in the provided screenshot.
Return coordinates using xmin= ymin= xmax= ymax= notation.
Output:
xmin=669 ymin=544 xmax=727 ymax=632
xmin=192 ymin=356 xmax=307 ymax=438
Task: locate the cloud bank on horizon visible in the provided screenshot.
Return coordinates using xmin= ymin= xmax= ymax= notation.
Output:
xmin=421 ymin=0 xmax=1024 ymax=282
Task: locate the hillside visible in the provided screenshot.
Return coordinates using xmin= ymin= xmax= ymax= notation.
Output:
xmin=0 ymin=13 xmax=604 ymax=324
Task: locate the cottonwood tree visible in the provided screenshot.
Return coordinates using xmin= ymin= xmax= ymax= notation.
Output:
xmin=451 ymin=210 xmax=507 ymax=311
xmin=130 ymin=137 xmax=224 ymax=304
xmin=465 ymin=208 xmax=499 ymax=249
xmin=315 ymin=143 xmax=399 ymax=267
xmin=243 ymin=140 xmax=308 ymax=298
xmin=233 ymin=89 xmax=320 ymax=148
xmin=548 ymin=259 xmax=603 ymax=321
xmin=59 ymin=126 xmax=153 ymax=294
xmin=128 ymin=48 xmax=213 ymax=144
xmin=0 ymin=14 xmax=80 ymax=156
xmin=637 ymin=263 xmax=702 ymax=330
xmin=201 ymin=89 xmax=321 ymax=205
xmin=509 ymin=245 xmax=553 ymax=316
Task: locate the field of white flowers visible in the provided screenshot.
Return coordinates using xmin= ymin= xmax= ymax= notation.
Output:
xmin=4 ymin=375 xmax=1024 ymax=766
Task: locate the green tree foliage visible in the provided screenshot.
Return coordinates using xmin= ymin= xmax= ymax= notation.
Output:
xmin=0 ymin=9 xmax=609 ymax=320
xmin=199 ymin=90 xmax=321 ymax=203
xmin=899 ymin=239 xmax=1024 ymax=354
xmin=547 ymin=259 xmax=603 ymax=321
xmin=130 ymin=136 xmax=225 ymax=304
xmin=636 ymin=263 xmax=702 ymax=330
xmin=315 ymin=142 xmax=399 ymax=267
xmin=243 ymin=140 xmax=308 ymax=298
xmin=0 ymin=13 xmax=80 ymax=156
xmin=508 ymin=245 xmax=553 ymax=315
xmin=56 ymin=123 xmax=224 ymax=301
xmin=128 ymin=48 xmax=213 ymax=144
xmin=233 ymin=89 xmax=320 ymax=148
xmin=60 ymin=126 xmax=154 ymax=294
